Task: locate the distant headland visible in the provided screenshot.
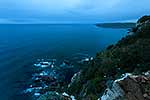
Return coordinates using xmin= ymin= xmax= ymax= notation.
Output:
xmin=96 ymin=22 xmax=136 ymax=29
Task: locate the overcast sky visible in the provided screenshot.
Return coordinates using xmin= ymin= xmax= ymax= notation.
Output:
xmin=0 ymin=0 xmax=149 ymax=23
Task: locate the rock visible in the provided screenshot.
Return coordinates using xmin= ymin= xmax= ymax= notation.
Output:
xmin=62 ymin=92 xmax=70 ymax=97
xmin=119 ymin=77 xmax=144 ymax=100
xmin=24 ymin=58 xmax=78 ymax=100
xmin=101 ymin=80 xmax=125 ymax=100
xmin=100 ymin=72 xmax=150 ymax=100
xmin=68 ymin=71 xmax=81 ymax=88
xmin=143 ymin=93 xmax=148 ymax=98
xmin=37 ymin=91 xmax=62 ymax=100
xmin=37 ymin=91 xmax=76 ymax=100
xmin=70 ymin=95 xmax=76 ymax=100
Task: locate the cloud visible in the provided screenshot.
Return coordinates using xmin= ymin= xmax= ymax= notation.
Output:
xmin=0 ymin=18 xmax=15 ymax=24
xmin=0 ymin=0 xmax=149 ymax=23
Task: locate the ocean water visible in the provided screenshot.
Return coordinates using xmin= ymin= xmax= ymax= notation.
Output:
xmin=0 ymin=24 xmax=127 ymax=100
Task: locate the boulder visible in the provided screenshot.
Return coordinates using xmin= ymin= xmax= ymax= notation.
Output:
xmin=100 ymin=72 xmax=150 ymax=100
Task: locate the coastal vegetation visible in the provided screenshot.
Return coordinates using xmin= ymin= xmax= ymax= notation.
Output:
xmin=67 ymin=15 xmax=150 ymax=99
xmin=34 ymin=15 xmax=150 ymax=100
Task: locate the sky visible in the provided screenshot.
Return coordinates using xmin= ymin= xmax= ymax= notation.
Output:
xmin=0 ymin=0 xmax=150 ymax=23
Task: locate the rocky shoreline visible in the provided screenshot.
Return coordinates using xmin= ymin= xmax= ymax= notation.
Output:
xmin=100 ymin=72 xmax=150 ymax=100
xmin=22 ymin=56 xmax=93 ymax=100
xmin=23 ymin=15 xmax=150 ymax=100
xmin=66 ymin=16 xmax=150 ymax=100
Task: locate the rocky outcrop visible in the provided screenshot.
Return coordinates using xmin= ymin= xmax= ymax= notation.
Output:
xmin=100 ymin=72 xmax=150 ymax=100
xmin=100 ymin=82 xmax=124 ymax=100
xmin=67 ymin=15 xmax=150 ymax=100
xmin=37 ymin=92 xmax=76 ymax=100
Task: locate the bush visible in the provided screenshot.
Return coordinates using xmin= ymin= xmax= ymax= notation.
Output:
xmin=68 ymin=15 xmax=150 ymax=99
xmin=137 ymin=15 xmax=150 ymax=24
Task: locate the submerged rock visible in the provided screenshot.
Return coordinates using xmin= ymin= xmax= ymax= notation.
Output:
xmin=23 ymin=58 xmax=79 ymax=99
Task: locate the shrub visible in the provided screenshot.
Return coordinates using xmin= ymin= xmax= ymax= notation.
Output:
xmin=137 ymin=15 xmax=150 ymax=24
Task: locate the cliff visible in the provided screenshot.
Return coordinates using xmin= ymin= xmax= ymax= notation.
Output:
xmin=67 ymin=15 xmax=150 ymax=100
xmin=100 ymin=72 xmax=150 ymax=100
xmin=37 ymin=16 xmax=150 ymax=100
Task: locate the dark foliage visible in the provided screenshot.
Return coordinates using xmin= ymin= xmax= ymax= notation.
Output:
xmin=68 ymin=16 xmax=150 ymax=100
xmin=137 ymin=15 xmax=150 ymax=24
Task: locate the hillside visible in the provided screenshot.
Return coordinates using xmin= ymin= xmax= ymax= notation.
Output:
xmin=67 ymin=15 xmax=150 ymax=100
xmin=37 ymin=15 xmax=150 ymax=100
xmin=96 ymin=23 xmax=136 ymax=29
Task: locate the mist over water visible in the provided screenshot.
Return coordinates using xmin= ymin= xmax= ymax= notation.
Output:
xmin=0 ymin=24 xmax=127 ymax=99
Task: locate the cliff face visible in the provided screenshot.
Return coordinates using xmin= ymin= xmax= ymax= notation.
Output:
xmin=68 ymin=15 xmax=150 ymax=100
xmin=100 ymin=80 xmax=124 ymax=100
xmin=100 ymin=72 xmax=150 ymax=100
xmin=37 ymin=16 xmax=150 ymax=100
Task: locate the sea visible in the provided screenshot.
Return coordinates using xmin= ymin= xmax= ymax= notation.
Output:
xmin=0 ymin=24 xmax=127 ymax=100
